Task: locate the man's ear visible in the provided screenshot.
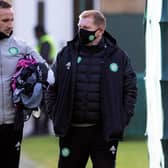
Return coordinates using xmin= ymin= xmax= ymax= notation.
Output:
xmin=96 ymin=28 xmax=105 ymax=36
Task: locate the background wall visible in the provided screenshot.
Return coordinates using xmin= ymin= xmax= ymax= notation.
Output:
xmin=101 ymin=0 xmax=145 ymax=13
xmin=13 ymin=0 xmax=73 ymax=52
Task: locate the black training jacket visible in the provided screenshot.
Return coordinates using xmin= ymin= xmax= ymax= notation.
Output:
xmin=46 ymin=31 xmax=137 ymax=141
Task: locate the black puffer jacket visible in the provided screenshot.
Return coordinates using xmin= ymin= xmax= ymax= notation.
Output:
xmin=46 ymin=31 xmax=137 ymax=141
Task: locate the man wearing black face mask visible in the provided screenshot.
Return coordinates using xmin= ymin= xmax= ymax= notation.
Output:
xmin=0 ymin=1 xmax=55 ymax=168
xmin=46 ymin=10 xmax=137 ymax=168
xmin=78 ymin=28 xmax=97 ymax=44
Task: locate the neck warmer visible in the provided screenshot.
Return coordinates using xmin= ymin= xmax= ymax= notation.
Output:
xmin=0 ymin=31 xmax=12 ymax=40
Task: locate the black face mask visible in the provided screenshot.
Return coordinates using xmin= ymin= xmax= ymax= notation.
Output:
xmin=78 ymin=28 xmax=97 ymax=45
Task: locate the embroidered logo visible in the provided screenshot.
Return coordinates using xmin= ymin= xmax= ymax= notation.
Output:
xmin=8 ymin=47 xmax=19 ymax=55
xmin=61 ymin=147 xmax=70 ymax=157
xmin=89 ymin=35 xmax=95 ymax=41
xmin=109 ymin=63 xmax=119 ymax=72
xmin=77 ymin=56 xmax=82 ymax=64
xmin=65 ymin=62 xmax=71 ymax=70
xmin=109 ymin=145 xmax=116 ymax=155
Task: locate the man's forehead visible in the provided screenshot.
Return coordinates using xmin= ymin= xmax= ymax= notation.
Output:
xmin=78 ymin=17 xmax=94 ymax=26
xmin=0 ymin=8 xmax=14 ymax=16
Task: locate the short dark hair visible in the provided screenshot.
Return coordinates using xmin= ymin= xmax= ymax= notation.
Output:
xmin=0 ymin=1 xmax=12 ymax=8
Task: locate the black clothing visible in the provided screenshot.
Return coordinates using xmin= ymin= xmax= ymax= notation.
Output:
xmin=40 ymin=42 xmax=52 ymax=65
xmin=58 ymin=125 xmax=118 ymax=168
xmin=72 ymin=43 xmax=105 ymax=124
xmin=0 ymin=31 xmax=12 ymax=40
xmin=46 ymin=31 xmax=137 ymax=141
xmin=0 ymin=124 xmax=23 ymax=168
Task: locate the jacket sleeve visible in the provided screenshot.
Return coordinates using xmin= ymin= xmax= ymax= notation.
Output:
xmin=123 ymin=55 xmax=137 ymax=126
xmin=45 ymin=57 xmax=58 ymax=119
xmin=25 ymin=44 xmax=55 ymax=86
